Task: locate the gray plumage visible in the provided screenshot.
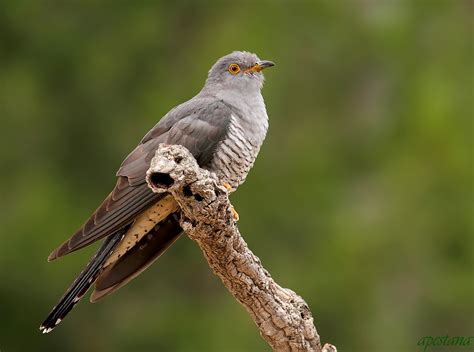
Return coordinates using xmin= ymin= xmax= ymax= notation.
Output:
xmin=41 ymin=51 xmax=274 ymax=333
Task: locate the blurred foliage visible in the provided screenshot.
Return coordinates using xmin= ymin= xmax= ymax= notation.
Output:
xmin=0 ymin=0 xmax=472 ymax=351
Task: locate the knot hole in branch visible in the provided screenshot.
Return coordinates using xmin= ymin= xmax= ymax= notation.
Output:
xmin=183 ymin=185 xmax=204 ymax=202
xmin=150 ymin=172 xmax=174 ymax=188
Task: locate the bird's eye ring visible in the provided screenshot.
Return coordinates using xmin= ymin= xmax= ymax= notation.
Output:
xmin=228 ymin=64 xmax=241 ymax=74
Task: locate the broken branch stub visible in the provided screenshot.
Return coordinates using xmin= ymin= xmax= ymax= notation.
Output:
xmin=146 ymin=144 xmax=335 ymax=352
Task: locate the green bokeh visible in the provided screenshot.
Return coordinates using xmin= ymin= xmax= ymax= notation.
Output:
xmin=0 ymin=1 xmax=472 ymax=351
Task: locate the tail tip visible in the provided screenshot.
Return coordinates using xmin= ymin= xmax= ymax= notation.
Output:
xmin=40 ymin=318 xmax=62 ymax=334
xmin=39 ymin=325 xmax=53 ymax=334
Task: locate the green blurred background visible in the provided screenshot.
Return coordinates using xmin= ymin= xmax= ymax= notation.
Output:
xmin=0 ymin=1 xmax=472 ymax=351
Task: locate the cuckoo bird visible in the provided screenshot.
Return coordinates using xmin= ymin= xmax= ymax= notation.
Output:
xmin=40 ymin=51 xmax=274 ymax=333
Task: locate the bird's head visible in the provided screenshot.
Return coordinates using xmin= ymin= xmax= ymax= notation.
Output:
xmin=204 ymin=51 xmax=275 ymax=93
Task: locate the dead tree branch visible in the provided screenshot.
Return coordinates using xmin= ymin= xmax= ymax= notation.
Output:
xmin=146 ymin=144 xmax=336 ymax=352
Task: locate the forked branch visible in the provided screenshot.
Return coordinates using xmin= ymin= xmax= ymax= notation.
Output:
xmin=146 ymin=144 xmax=336 ymax=352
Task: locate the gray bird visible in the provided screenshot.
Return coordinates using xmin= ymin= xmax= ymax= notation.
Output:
xmin=40 ymin=51 xmax=274 ymax=333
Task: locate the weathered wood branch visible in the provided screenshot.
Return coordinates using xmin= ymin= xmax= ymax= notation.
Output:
xmin=146 ymin=144 xmax=336 ymax=352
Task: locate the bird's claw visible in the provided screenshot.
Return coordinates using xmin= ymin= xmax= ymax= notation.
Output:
xmin=230 ymin=206 xmax=239 ymax=222
xmin=222 ymin=182 xmax=233 ymax=191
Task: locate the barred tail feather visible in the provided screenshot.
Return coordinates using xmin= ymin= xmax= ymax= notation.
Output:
xmin=39 ymin=229 xmax=125 ymax=333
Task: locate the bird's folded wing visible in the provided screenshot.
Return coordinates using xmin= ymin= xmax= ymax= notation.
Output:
xmin=48 ymin=178 xmax=161 ymax=261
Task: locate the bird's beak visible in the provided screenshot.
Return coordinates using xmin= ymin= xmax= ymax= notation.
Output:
xmin=245 ymin=60 xmax=275 ymax=73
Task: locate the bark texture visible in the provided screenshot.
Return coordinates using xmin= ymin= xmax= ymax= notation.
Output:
xmin=146 ymin=144 xmax=336 ymax=352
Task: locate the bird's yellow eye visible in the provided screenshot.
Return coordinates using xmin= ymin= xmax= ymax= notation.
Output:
xmin=228 ymin=64 xmax=241 ymax=74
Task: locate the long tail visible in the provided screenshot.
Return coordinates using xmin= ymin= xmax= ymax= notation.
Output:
xmin=39 ymin=229 xmax=125 ymax=333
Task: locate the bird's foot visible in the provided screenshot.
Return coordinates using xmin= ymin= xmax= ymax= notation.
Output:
xmin=220 ymin=182 xmax=237 ymax=220
xmin=222 ymin=182 xmax=233 ymax=192
xmin=230 ymin=206 xmax=239 ymax=222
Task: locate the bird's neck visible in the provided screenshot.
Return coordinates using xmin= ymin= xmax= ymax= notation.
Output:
xmin=201 ymin=83 xmax=264 ymax=112
xmin=222 ymin=89 xmax=269 ymax=146
xmin=223 ymin=89 xmax=264 ymax=109
xmin=198 ymin=85 xmax=269 ymax=140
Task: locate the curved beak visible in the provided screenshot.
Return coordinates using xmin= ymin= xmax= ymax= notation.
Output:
xmin=245 ymin=60 xmax=275 ymax=73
